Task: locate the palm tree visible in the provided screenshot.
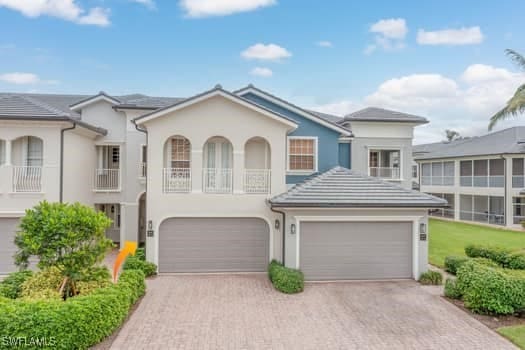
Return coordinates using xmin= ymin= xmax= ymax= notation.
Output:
xmin=488 ymin=49 xmax=525 ymax=131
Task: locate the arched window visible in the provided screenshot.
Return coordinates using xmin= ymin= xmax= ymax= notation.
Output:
xmin=163 ymin=136 xmax=191 ymax=193
xmin=203 ymin=136 xmax=233 ymax=193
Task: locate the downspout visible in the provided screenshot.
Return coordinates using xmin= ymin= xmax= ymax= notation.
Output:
xmin=60 ymin=122 xmax=77 ymax=203
xmin=270 ymin=206 xmax=286 ymax=265
xmin=502 ymin=155 xmax=507 ymax=226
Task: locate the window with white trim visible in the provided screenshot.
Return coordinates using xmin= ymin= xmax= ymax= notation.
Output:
xmin=288 ymin=138 xmax=316 ymax=172
xmin=171 ymin=137 xmax=190 ymax=169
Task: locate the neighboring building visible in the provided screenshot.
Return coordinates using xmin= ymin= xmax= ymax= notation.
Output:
xmin=0 ymin=85 xmax=445 ymax=280
xmin=414 ymin=126 xmax=525 ymax=229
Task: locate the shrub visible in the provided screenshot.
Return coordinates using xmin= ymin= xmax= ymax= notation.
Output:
xmin=444 ymin=278 xmax=462 ymax=299
xmin=0 ymin=269 xmax=145 ymax=350
xmin=14 ymin=201 xmax=113 ymax=298
xmin=20 ymin=266 xmax=64 ymax=300
xmin=419 ymin=270 xmax=443 ymax=285
xmin=465 ymin=244 xmax=525 ymax=270
xmin=267 ymin=260 xmax=304 ymax=294
xmin=135 ymin=248 xmax=146 ymax=261
xmin=444 ymin=256 xmax=469 ymax=275
xmin=0 ymin=271 xmax=33 ymax=299
xmin=123 ymin=255 xmax=157 ymax=277
xmin=456 ymin=260 xmax=525 ymax=315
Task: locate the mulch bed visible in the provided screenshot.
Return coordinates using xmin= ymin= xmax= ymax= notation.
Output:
xmin=444 ymin=296 xmax=525 ymax=330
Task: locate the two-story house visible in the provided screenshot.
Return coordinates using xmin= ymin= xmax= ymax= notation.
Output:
xmin=414 ymin=126 xmax=525 ymax=229
xmin=0 ymin=85 xmax=445 ymax=280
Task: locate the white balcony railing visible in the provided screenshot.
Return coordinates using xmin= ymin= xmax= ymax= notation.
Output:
xmin=203 ymin=168 xmax=233 ymax=193
xmin=244 ymin=169 xmax=271 ymax=194
xmin=369 ymin=167 xmax=400 ymax=179
xmin=13 ymin=166 xmax=42 ymax=192
xmin=139 ymin=162 xmax=147 ymax=178
xmin=163 ymin=168 xmax=191 ymax=193
xmin=94 ymin=168 xmax=120 ymax=191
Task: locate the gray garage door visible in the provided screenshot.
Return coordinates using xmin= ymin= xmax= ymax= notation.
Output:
xmin=300 ymin=221 xmax=412 ymax=280
xmin=0 ymin=218 xmax=19 ymax=274
xmin=159 ymin=218 xmax=269 ymax=273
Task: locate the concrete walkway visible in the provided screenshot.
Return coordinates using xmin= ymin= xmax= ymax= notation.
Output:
xmin=109 ymin=274 xmax=516 ymax=350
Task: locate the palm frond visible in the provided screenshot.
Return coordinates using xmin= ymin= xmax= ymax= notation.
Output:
xmin=489 ymin=83 xmax=525 ymax=130
xmin=505 ymin=49 xmax=525 ymax=71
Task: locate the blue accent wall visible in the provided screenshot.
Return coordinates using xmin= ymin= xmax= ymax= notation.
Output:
xmin=242 ymin=92 xmax=351 ymax=184
xmin=338 ymin=143 xmax=351 ymax=169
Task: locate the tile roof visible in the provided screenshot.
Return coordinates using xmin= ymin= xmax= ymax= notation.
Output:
xmin=413 ymin=127 xmax=525 ymax=160
xmin=270 ymin=166 xmax=447 ymax=208
xmin=306 ymin=109 xmax=343 ymax=124
xmin=343 ymin=107 xmax=428 ymax=124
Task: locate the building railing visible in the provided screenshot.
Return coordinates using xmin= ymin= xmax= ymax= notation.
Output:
xmin=369 ymin=167 xmax=400 ymax=179
xmin=421 ymin=176 xmax=455 ymax=186
xmin=139 ymin=162 xmax=147 ymax=178
xmin=94 ymin=168 xmax=120 ymax=191
xmin=513 ymin=215 xmax=525 ymax=225
xmin=429 ymin=208 xmax=455 ymax=218
xmin=12 ymin=166 xmax=42 ymax=192
xmin=459 ymin=210 xmax=505 ymax=226
xmin=163 ymin=168 xmax=191 ymax=193
xmin=512 ymin=175 xmax=525 ymax=188
xmin=203 ymin=168 xmax=233 ymax=193
xmin=460 ymin=175 xmax=504 ymax=188
xmin=243 ymin=169 xmax=271 ymax=194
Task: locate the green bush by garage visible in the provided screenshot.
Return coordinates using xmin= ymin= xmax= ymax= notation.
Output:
xmin=0 ymin=269 xmax=145 ymax=350
xmin=268 ymin=260 xmax=304 ymax=294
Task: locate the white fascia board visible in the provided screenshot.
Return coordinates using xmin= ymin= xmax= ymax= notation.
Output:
xmin=135 ymin=90 xmax=298 ymax=129
xmin=235 ymin=87 xmax=352 ymax=136
xmin=70 ymin=95 xmax=120 ymax=111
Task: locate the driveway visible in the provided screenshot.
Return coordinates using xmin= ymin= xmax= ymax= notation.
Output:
xmin=110 ymin=274 xmax=516 ymax=350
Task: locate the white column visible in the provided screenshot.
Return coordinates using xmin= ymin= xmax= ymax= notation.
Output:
xmin=454 ymin=160 xmax=460 ymax=220
xmin=233 ymin=150 xmax=244 ymax=194
xmin=4 ymin=139 xmax=11 ymax=165
xmin=119 ymin=203 xmax=139 ymax=247
xmin=505 ymin=156 xmax=514 ymax=227
xmin=191 ymin=149 xmax=202 ymax=193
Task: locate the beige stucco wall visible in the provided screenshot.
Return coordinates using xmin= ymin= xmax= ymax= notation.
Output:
xmin=140 ymin=95 xmax=294 ymax=264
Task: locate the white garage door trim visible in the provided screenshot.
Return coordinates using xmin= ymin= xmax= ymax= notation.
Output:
xmin=294 ymin=216 xmax=424 ymax=279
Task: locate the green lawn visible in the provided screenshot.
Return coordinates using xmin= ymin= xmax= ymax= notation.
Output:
xmin=429 ymin=218 xmax=525 ymax=267
xmin=498 ymin=325 xmax=525 ymax=349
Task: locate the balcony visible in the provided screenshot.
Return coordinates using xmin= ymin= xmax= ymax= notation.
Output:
xmin=203 ymin=168 xmax=233 ymax=193
xmin=243 ymin=169 xmax=271 ymax=194
xmin=369 ymin=167 xmax=400 ymax=180
xmin=12 ymin=166 xmax=42 ymax=192
xmin=163 ymin=168 xmax=191 ymax=193
xmin=94 ymin=169 xmax=121 ymax=192
xmin=460 ymin=175 xmax=504 ymax=188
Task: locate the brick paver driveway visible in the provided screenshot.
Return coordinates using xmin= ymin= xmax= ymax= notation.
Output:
xmin=110 ymin=274 xmax=515 ymax=350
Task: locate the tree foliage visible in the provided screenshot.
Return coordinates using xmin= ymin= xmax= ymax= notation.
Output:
xmin=14 ymin=201 xmax=113 ymax=297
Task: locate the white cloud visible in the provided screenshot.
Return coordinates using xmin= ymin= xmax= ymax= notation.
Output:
xmin=241 ymin=43 xmax=291 ymax=61
xmin=316 ymin=41 xmax=333 ymax=48
xmin=0 ymin=0 xmax=110 ymax=26
xmin=0 ymin=72 xmax=40 ymax=84
xmin=370 ymin=18 xmax=408 ymax=39
xmin=180 ymin=0 xmax=275 ymax=18
xmin=366 ymin=18 xmax=407 ymax=54
xmin=0 ymin=72 xmax=59 ymax=85
xmin=460 ymin=64 xmax=514 ymax=84
xmin=250 ymin=67 xmax=273 ymax=77
xmin=131 ymin=0 xmax=156 ymax=10
xmin=417 ymin=26 xmax=483 ymax=45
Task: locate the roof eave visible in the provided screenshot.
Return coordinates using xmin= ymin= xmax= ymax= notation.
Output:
xmin=0 ymin=115 xmax=107 ymax=135
xmin=269 ymin=202 xmax=448 ymax=209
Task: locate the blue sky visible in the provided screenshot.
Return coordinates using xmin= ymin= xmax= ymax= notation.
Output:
xmin=0 ymin=0 xmax=524 ymax=143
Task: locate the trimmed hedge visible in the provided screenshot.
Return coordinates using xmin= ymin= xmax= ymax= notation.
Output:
xmin=444 ymin=256 xmax=469 ymax=275
xmin=268 ymin=260 xmax=304 ymax=294
xmin=465 ymin=244 xmax=525 ymax=270
xmin=419 ymin=270 xmax=443 ymax=285
xmin=0 ymin=269 xmax=145 ymax=350
xmin=456 ymin=260 xmax=525 ymax=315
xmin=0 ymin=271 xmax=33 ymax=299
xmin=123 ymin=255 xmax=157 ymax=277
xmin=444 ymin=278 xmax=462 ymax=299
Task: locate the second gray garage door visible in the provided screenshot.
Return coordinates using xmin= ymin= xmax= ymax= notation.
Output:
xmin=159 ymin=218 xmax=269 ymax=273
xmin=300 ymin=221 xmax=412 ymax=280
xmin=0 ymin=218 xmax=19 ymax=274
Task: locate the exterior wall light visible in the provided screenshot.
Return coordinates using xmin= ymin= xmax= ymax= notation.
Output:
xmin=274 ymin=219 xmax=280 ymax=230
xmin=419 ymin=223 xmax=427 ymax=241
xmin=148 ymin=220 xmax=153 ymax=230
xmin=290 ymin=224 xmax=296 ymax=234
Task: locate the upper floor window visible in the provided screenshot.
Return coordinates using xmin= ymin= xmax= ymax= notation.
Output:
xmin=170 ymin=137 xmax=190 ymax=169
xmin=421 ymin=161 xmax=454 ymax=186
xmin=287 ymin=137 xmax=317 ymax=173
xmin=412 ymin=165 xmax=418 ymax=178
xmin=369 ymin=149 xmax=400 ymax=179
xmin=460 ymin=159 xmax=504 ymax=188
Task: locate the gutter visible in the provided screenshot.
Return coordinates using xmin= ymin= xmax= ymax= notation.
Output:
xmin=60 ymin=122 xmax=77 ymax=203
xmin=270 ymin=206 xmax=286 ymax=266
